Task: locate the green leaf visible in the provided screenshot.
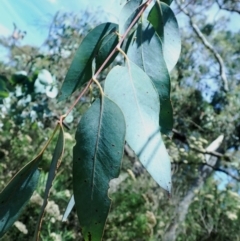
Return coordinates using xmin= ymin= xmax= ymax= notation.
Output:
xmin=0 ymin=79 xmax=9 ymax=98
xmin=126 ymin=18 xmax=173 ymax=135
xmin=0 ymin=155 xmax=41 ymax=237
xmin=95 ymin=24 xmax=119 ymax=71
xmin=148 ymin=2 xmax=181 ymax=72
xmin=161 ymin=0 xmax=173 ymax=5
xmin=147 ymin=0 xmax=164 ymax=40
xmin=119 ymin=0 xmax=144 ymax=35
xmin=159 ymin=99 xmax=173 ymax=135
xmin=34 ymin=126 xmax=65 ymax=240
xmin=11 ymin=73 xmax=29 ymax=85
xmin=104 ymin=61 xmax=171 ymax=192
xmin=58 ymin=22 xmax=117 ymax=101
xmin=73 ymin=96 xmax=126 ymax=241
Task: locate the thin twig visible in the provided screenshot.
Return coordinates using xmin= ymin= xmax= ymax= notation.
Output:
xmin=191 ymin=147 xmax=225 ymax=159
xmin=176 ymin=0 xmax=229 ymax=92
xmin=172 ymin=129 xmax=229 ymax=160
xmin=173 ymin=161 xmax=240 ymax=182
xmin=216 ymin=0 xmax=240 ymax=15
xmin=205 ymin=163 xmax=240 ymax=181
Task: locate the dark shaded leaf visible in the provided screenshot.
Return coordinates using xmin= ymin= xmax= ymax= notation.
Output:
xmin=0 ymin=155 xmax=41 ymax=237
xmin=59 ymin=22 xmax=117 ymax=101
xmin=161 ymin=0 xmax=173 ymax=5
xmin=147 ymin=0 xmax=164 ymax=40
xmin=95 ymin=24 xmax=119 ymax=71
xmin=11 ymin=73 xmax=29 ymax=85
xmin=73 ymin=96 xmax=126 ymax=241
xmin=105 ymin=61 xmax=171 ymax=192
xmin=34 ymin=126 xmax=65 ymax=240
xmin=0 ymin=79 xmax=9 ymax=98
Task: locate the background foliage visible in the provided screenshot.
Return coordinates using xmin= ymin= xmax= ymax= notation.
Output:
xmin=0 ymin=0 xmax=240 ymax=240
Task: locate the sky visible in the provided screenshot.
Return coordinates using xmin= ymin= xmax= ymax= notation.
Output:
xmin=0 ymin=0 xmax=123 ymax=47
xmin=0 ymin=0 xmax=239 ymax=47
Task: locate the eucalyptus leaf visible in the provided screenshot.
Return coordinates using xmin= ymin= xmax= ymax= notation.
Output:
xmin=105 ymin=61 xmax=171 ymax=192
xmin=34 ymin=126 xmax=65 ymax=240
xmin=147 ymin=0 xmax=164 ymax=40
xmin=62 ymin=195 xmax=75 ymax=222
xmin=0 ymin=79 xmax=9 ymax=98
xmin=161 ymin=0 xmax=173 ymax=5
xmin=148 ymin=2 xmax=181 ymax=72
xmin=119 ymin=0 xmax=144 ymax=35
xmin=0 ymin=155 xmax=41 ymax=237
xmin=59 ymin=22 xmax=117 ymax=101
xmin=95 ymin=24 xmax=119 ymax=71
xmin=126 ymin=19 xmax=173 ymax=135
xmin=73 ymin=96 xmax=126 ymax=241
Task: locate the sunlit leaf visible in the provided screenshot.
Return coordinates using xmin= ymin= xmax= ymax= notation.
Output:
xmin=59 ymin=22 xmax=117 ymax=101
xmin=62 ymin=195 xmax=75 ymax=222
xmin=148 ymin=1 xmax=181 ymax=72
xmin=0 ymin=155 xmax=41 ymax=237
xmin=105 ymin=61 xmax=171 ymax=192
xmin=119 ymin=0 xmax=144 ymax=35
xmin=73 ymin=96 xmax=126 ymax=241
xmin=126 ymin=18 xmax=173 ymax=135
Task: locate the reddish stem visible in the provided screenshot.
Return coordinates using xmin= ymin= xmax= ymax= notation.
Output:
xmin=64 ymin=0 xmax=152 ymax=118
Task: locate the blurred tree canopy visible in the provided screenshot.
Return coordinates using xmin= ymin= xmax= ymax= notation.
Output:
xmin=0 ymin=0 xmax=240 ymax=240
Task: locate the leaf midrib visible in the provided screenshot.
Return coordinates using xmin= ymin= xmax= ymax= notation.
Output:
xmin=91 ymin=97 xmax=104 ymax=199
xmin=126 ymin=62 xmax=148 ymax=136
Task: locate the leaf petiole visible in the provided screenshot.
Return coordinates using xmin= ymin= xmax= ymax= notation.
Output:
xmin=92 ymin=77 xmax=104 ymax=96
